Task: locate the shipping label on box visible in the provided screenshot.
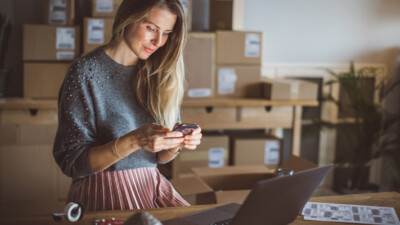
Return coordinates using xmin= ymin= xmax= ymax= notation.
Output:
xmin=187 ymin=88 xmax=212 ymax=98
xmin=56 ymin=51 xmax=75 ymax=60
xmin=48 ymin=0 xmax=67 ymax=25
xmin=208 ymin=147 xmax=225 ymax=168
xmin=95 ymin=0 xmax=113 ymax=12
xmin=56 ymin=28 xmax=75 ymax=50
xmin=218 ymin=68 xmax=237 ymax=94
xmin=87 ymin=19 xmax=105 ymax=44
xmin=264 ymin=140 xmax=280 ymax=165
xmin=91 ymin=0 xmax=122 ymax=18
xmin=245 ymin=33 xmax=261 ymax=58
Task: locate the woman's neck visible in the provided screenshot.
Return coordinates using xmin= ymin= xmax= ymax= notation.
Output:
xmin=104 ymin=41 xmax=139 ymax=66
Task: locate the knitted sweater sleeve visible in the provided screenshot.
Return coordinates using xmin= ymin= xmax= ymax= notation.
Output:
xmin=53 ymin=62 xmax=99 ymax=179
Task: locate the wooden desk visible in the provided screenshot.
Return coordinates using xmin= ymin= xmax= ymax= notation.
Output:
xmin=1 ymin=192 xmax=398 ymax=225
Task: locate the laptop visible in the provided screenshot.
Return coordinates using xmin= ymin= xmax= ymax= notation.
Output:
xmin=163 ymin=164 xmax=333 ymax=225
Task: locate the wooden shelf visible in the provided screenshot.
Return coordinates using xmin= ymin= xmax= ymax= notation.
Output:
xmin=0 ymin=98 xmax=319 ymax=110
xmin=182 ymin=98 xmax=319 ymax=107
xmin=0 ymin=98 xmax=57 ymax=110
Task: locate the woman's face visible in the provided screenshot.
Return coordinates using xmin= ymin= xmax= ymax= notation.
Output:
xmin=125 ymin=7 xmax=177 ymax=60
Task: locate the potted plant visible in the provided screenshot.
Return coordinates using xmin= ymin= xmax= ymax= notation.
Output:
xmin=314 ymin=62 xmax=400 ymax=193
xmin=0 ymin=13 xmax=11 ymax=97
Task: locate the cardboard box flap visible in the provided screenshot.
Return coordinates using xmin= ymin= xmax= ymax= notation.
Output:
xmin=192 ymin=165 xmax=272 ymax=177
xmin=280 ymin=155 xmax=317 ymax=172
xmin=170 ymin=176 xmax=213 ymax=196
xmin=201 ymin=173 xmax=274 ymax=191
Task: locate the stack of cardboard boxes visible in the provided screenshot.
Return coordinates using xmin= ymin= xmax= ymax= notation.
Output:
xmin=82 ymin=0 xmax=121 ymax=54
xmin=23 ymin=0 xmax=80 ymax=99
xmin=183 ymin=27 xmax=263 ymax=98
xmin=172 ymin=0 xmax=320 ymax=205
xmin=22 ymin=0 xmax=193 ymax=99
xmin=177 ymin=0 xmax=272 ymax=181
xmin=170 ymin=134 xmax=230 ymax=178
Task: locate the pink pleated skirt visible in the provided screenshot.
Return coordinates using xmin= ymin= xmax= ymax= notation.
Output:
xmin=67 ymin=167 xmax=190 ymax=212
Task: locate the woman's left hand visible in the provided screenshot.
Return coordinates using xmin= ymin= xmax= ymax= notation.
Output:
xmin=181 ymin=125 xmax=202 ymax=150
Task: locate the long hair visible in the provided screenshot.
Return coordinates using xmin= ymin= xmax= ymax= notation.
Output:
xmin=108 ymin=0 xmax=187 ymax=129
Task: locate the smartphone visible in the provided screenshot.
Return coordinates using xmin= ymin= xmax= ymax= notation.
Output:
xmin=173 ymin=123 xmax=199 ymax=136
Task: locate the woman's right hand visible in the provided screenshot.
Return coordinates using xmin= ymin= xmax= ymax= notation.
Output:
xmin=127 ymin=123 xmax=184 ymax=153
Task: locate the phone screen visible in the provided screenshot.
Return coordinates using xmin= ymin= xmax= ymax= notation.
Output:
xmin=173 ymin=123 xmax=199 ymax=136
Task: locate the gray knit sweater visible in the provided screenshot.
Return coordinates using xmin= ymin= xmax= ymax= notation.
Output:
xmin=53 ymin=47 xmax=168 ymax=179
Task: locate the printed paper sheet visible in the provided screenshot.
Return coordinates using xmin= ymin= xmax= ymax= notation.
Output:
xmin=302 ymin=202 xmax=400 ymax=225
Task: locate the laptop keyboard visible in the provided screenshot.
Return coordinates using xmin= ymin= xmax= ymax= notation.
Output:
xmin=211 ymin=218 xmax=233 ymax=225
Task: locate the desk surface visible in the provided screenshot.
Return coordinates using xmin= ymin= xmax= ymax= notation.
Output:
xmin=1 ymin=192 xmax=399 ymax=225
xmin=0 ymin=98 xmax=318 ymax=110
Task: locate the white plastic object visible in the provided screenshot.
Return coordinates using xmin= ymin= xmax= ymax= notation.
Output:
xmin=64 ymin=202 xmax=83 ymax=222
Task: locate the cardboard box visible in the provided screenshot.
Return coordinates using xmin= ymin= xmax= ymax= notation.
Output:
xmin=23 ymin=24 xmax=80 ymax=61
xmin=44 ymin=0 xmax=75 ymax=25
xmin=185 ymin=156 xmax=317 ymax=204
xmin=216 ymin=30 xmax=262 ymax=65
xmin=91 ymin=0 xmax=123 ymax=18
xmin=173 ymin=135 xmax=229 ymax=178
xmin=215 ymin=65 xmax=261 ymax=98
xmin=184 ymin=32 xmax=215 ymax=99
xmin=230 ymin=134 xmax=283 ymax=169
xmin=254 ymin=78 xmax=319 ymax=101
xmin=209 ymin=0 xmax=242 ymax=31
xmin=209 ymin=0 xmax=232 ymax=31
xmin=170 ymin=176 xmax=214 ymax=205
xmin=181 ymin=107 xmax=236 ymax=130
xmin=24 ymin=62 xmax=69 ymax=98
xmin=83 ymin=17 xmax=114 ymax=54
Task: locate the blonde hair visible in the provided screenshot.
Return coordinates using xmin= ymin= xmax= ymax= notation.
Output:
xmin=108 ymin=0 xmax=187 ymax=129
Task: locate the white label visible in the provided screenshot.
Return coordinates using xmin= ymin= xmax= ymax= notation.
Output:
xmin=96 ymin=0 xmax=113 ymax=13
xmin=180 ymin=0 xmax=189 ymax=18
xmin=49 ymin=0 xmax=67 ymax=25
xmin=245 ymin=33 xmax=261 ymax=58
xmin=290 ymin=81 xmax=300 ymax=96
xmin=264 ymin=140 xmax=280 ymax=164
xmin=87 ymin=19 xmax=105 ymax=44
xmin=209 ymin=148 xmax=225 ymax=168
xmin=218 ymin=68 xmax=237 ymax=94
xmin=57 ymin=51 xmax=75 ymax=60
xmin=56 ymin=28 xmax=75 ymax=50
xmin=187 ymin=88 xmax=212 ymax=98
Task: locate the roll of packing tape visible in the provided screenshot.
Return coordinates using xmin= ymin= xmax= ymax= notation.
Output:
xmin=64 ymin=202 xmax=83 ymax=222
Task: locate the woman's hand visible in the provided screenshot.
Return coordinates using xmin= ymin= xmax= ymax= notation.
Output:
xmin=178 ymin=124 xmax=202 ymax=150
xmin=131 ymin=123 xmax=184 ymax=153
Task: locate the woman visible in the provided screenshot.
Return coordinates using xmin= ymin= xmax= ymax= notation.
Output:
xmin=53 ymin=0 xmax=202 ymax=212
